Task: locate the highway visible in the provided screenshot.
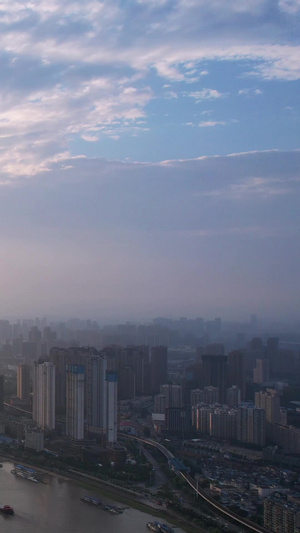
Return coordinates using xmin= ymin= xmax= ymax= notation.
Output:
xmin=119 ymin=433 xmax=269 ymax=533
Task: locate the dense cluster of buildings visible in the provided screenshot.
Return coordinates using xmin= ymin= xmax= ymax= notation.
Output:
xmin=264 ymin=499 xmax=300 ymax=533
xmin=12 ymin=345 xmax=168 ymax=446
xmin=0 ymin=315 xmax=300 ymax=532
xmin=150 ymin=345 xmax=300 ymax=454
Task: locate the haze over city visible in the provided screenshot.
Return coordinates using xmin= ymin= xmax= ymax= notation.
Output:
xmin=0 ymin=0 xmax=299 ymax=321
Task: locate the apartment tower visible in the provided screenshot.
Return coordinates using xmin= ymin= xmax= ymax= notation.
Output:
xmin=32 ymin=362 xmax=55 ymax=430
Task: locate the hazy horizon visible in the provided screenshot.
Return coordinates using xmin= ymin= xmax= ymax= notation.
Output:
xmin=0 ymin=1 xmax=299 ymax=322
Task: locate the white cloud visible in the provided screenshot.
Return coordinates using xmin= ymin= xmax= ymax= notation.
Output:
xmin=238 ymin=88 xmax=263 ymax=96
xmin=198 ymin=120 xmax=226 ymax=127
xmin=188 ymin=89 xmax=224 ymax=102
xmin=0 ymin=1 xmax=297 ymax=178
xmin=164 ymin=90 xmax=178 ymax=99
xmin=0 ymin=76 xmax=152 ymax=177
xmin=279 ymin=0 xmax=300 ymax=13
xmin=81 ymin=134 xmax=99 ymax=142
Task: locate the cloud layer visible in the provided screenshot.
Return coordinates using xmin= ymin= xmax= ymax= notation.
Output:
xmin=0 ymin=0 xmax=299 ymax=177
xmin=0 ymin=149 xmax=299 ymax=320
xmin=0 ymin=1 xmax=298 ymax=320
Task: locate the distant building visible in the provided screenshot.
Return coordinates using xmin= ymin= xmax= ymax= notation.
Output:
xmin=203 ymin=386 xmax=219 ymax=404
xmin=228 ymin=350 xmax=245 ymax=400
xmin=17 ymin=364 xmax=31 ymax=400
xmin=160 ymin=384 xmax=183 ymax=408
xmin=32 ymin=362 xmax=55 ymax=430
xmin=210 ymin=408 xmax=237 ymax=440
xmin=272 ymin=424 xmax=300 ymax=453
xmin=201 ymin=355 xmax=228 ymax=403
xmin=86 ymin=355 xmax=107 ymax=436
xmin=0 ymin=375 xmax=3 ymax=411
xmin=191 ymin=385 xmax=219 ymax=407
xmin=106 ymin=371 xmax=118 ymax=444
xmin=237 ymin=405 xmax=266 ymax=447
xmin=193 ymin=404 xmax=237 ymax=440
xmin=226 ymin=385 xmax=241 ymax=407
xmin=253 ymin=359 xmax=269 ymax=384
xmin=255 ymin=389 xmax=280 ymax=438
xmin=165 ymin=407 xmax=191 ymax=433
xmin=154 ymin=393 xmax=167 ymax=414
xmin=264 ymin=499 xmax=300 ymax=533
xmin=25 ymin=430 xmax=44 ymax=451
xmin=150 ymin=346 xmax=168 ymax=395
xmin=66 ymin=364 xmax=85 ymax=440
xmin=195 ymin=405 xmax=212 ymax=433
xmin=22 ymin=341 xmax=38 ymax=360
xmin=191 ymin=389 xmax=204 ymax=407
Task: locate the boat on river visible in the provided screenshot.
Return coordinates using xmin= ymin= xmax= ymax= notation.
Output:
xmin=0 ymin=503 xmax=14 ymax=515
xmin=147 ymin=522 xmax=174 ymax=533
xmin=81 ymin=496 xmax=124 ymax=514
xmin=158 ymin=524 xmax=174 ymax=533
xmin=11 ymin=464 xmax=39 ymax=482
xmin=147 ymin=522 xmax=161 ymax=532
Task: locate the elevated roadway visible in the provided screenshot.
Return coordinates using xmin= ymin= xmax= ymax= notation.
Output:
xmin=119 ymin=433 xmax=269 ymax=533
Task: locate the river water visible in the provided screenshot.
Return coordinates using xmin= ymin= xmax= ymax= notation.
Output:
xmin=0 ymin=460 xmax=185 ymax=533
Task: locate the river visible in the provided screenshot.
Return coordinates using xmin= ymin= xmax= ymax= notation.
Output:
xmin=0 ymin=460 xmax=186 ymax=533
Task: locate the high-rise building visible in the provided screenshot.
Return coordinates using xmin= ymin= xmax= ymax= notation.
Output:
xmin=203 ymin=386 xmax=219 ymax=404
xmin=0 ymin=375 xmax=3 ymax=411
xmin=51 ymin=347 xmax=118 ymax=443
xmin=226 ymin=385 xmax=241 ymax=407
xmin=271 ymin=424 xmax=300 ymax=453
xmin=191 ymin=389 xmax=204 ymax=407
xmin=86 ymin=355 xmax=107 ymax=434
xmin=66 ymin=364 xmax=85 ymax=440
xmin=106 ymin=371 xmax=118 ymax=444
xmin=194 ymin=404 xmax=237 ymax=439
xmin=255 ymin=389 xmax=281 ymax=425
xmin=195 ymin=405 xmax=212 ymax=433
xmin=237 ymin=405 xmax=266 ymax=447
xmin=252 ymin=408 xmax=266 ymax=447
xmin=154 ymin=393 xmax=167 ymax=414
xmin=160 ymin=384 xmax=183 ymax=408
xmin=253 ymin=359 xmax=269 ymax=384
xmin=50 ymin=348 xmax=68 ymax=412
xmin=17 ymin=364 xmax=31 ymax=400
xmin=32 ymin=362 xmax=55 ymax=430
xmin=209 ymin=408 xmax=237 ymax=440
xmin=150 ymin=346 xmax=168 ymax=395
xmin=228 ymin=350 xmax=245 ymax=400
xmin=201 ymin=355 xmax=228 ymax=403
xmin=264 ymin=499 xmax=300 ymax=533
xmin=165 ymin=407 xmax=191 ymax=433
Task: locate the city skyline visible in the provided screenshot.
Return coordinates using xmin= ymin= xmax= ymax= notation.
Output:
xmin=0 ymin=1 xmax=299 ymax=321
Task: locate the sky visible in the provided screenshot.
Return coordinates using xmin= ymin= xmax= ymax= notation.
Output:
xmin=0 ymin=0 xmax=299 ymax=322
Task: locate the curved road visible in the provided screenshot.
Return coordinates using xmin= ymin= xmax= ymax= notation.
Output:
xmin=119 ymin=434 xmax=268 ymax=533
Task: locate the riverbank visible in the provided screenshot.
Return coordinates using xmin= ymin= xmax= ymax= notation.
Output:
xmin=1 ymin=454 xmax=204 ymax=533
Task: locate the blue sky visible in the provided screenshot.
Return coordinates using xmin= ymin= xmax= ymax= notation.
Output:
xmin=0 ymin=0 xmax=299 ymax=322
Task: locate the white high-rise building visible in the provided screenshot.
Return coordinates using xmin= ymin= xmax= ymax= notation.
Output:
xmin=66 ymin=364 xmax=85 ymax=440
xmin=32 ymin=362 xmax=55 ymax=430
